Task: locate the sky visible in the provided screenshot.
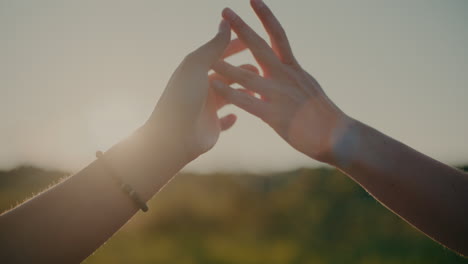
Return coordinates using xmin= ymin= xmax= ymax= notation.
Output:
xmin=1 ymin=0 xmax=467 ymax=173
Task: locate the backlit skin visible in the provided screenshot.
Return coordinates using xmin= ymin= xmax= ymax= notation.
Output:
xmin=213 ymin=0 xmax=468 ymax=256
xmin=0 ymin=21 xmax=254 ymax=263
xmin=0 ymin=0 xmax=467 ymax=262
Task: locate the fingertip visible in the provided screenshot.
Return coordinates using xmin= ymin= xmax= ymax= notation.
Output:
xmin=222 ymin=8 xmax=236 ymax=21
xmin=251 ymin=0 xmax=265 ymax=9
xmin=221 ymin=8 xmax=229 ymax=18
xmin=226 ymin=113 xmax=237 ymax=122
xmin=230 ymin=113 xmax=237 ymax=125
xmin=220 ymin=113 xmax=237 ymax=131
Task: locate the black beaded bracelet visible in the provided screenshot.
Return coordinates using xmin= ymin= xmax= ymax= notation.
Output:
xmin=96 ymin=151 xmax=149 ymax=212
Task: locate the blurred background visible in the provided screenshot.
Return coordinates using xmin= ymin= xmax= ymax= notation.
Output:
xmin=1 ymin=0 xmax=468 ymax=263
xmin=1 ymin=166 xmax=467 ymax=263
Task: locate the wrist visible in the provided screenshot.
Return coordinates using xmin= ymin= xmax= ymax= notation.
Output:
xmin=137 ymin=123 xmax=191 ymax=165
xmin=326 ymin=115 xmax=362 ymax=168
xmin=103 ymin=125 xmax=189 ymax=202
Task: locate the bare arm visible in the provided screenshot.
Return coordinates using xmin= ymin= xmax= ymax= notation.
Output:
xmin=0 ymin=128 xmax=186 ymax=263
xmin=333 ymin=118 xmax=468 ymax=255
xmin=213 ymin=0 xmax=468 ymax=256
xmin=0 ymin=20 xmax=252 ymax=263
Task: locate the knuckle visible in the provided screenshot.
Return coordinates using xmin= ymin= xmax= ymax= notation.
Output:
xmin=239 ymin=71 xmax=256 ymax=85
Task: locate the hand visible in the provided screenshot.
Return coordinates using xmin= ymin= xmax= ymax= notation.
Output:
xmin=143 ymin=20 xmax=258 ymax=163
xmin=211 ymin=0 xmax=350 ymax=163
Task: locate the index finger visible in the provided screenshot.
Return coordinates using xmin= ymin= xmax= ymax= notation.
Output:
xmin=222 ymin=8 xmax=282 ymax=72
xmin=184 ymin=19 xmax=231 ymax=69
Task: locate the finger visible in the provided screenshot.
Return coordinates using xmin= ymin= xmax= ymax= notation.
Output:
xmin=213 ymin=60 xmax=270 ymax=96
xmin=237 ymin=88 xmax=256 ymax=97
xmin=250 ymin=0 xmax=297 ymax=65
xmin=221 ymin=39 xmax=247 ymax=59
xmin=216 ymin=87 xmax=257 ymax=109
xmin=218 ymin=88 xmax=257 ymax=107
xmin=185 ymin=19 xmax=231 ymax=68
xmin=210 ymin=64 xmax=260 ymax=109
xmin=209 ymin=64 xmax=260 ymax=84
xmin=220 ymin=113 xmax=237 ymax=131
xmin=212 ymin=79 xmax=269 ymax=119
xmin=239 ymin=64 xmax=260 ymax=75
xmin=222 ymin=8 xmax=281 ymax=71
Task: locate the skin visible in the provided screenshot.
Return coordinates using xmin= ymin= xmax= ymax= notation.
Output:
xmin=0 ymin=20 xmax=257 ymax=263
xmin=1 ymin=0 xmax=467 ymax=261
xmin=212 ymin=0 xmax=468 ymax=256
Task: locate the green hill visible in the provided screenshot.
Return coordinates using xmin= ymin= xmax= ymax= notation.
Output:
xmin=1 ymin=166 xmax=467 ymax=264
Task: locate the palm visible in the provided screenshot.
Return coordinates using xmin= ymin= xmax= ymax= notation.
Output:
xmin=146 ymin=27 xmax=252 ymax=161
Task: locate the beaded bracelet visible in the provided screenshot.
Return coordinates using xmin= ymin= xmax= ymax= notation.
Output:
xmin=96 ymin=151 xmax=149 ymax=212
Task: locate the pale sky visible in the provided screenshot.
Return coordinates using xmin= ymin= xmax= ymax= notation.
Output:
xmin=1 ymin=0 xmax=467 ymax=173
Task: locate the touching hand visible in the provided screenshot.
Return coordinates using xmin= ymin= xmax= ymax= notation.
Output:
xmin=212 ymin=0 xmax=350 ymax=163
xmin=143 ymin=20 xmax=258 ymax=163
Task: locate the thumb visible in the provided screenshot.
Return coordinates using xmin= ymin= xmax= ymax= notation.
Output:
xmin=188 ymin=20 xmax=231 ymax=68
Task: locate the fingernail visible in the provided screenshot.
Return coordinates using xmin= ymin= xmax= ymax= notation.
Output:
xmin=218 ymin=19 xmax=229 ymax=33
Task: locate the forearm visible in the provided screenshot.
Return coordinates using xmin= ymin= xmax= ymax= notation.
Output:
xmin=0 ymin=126 xmax=187 ymax=263
xmin=329 ymin=117 xmax=468 ymax=255
xmin=0 ymin=20 xmax=235 ymax=263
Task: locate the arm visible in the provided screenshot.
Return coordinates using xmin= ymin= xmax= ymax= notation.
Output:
xmin=213 ymin=0 xmax=468 ymax=256
xmin=0 ymin=20 xmax=252 ymax=263
xmin=332 ymin=118 xmax=468 ymax=255
xmin=0 ymin=127 xmax=186 ymax=263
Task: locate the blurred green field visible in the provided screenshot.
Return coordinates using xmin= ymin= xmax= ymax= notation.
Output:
xmin=1 ymin=166 xmax=467 ymax=264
